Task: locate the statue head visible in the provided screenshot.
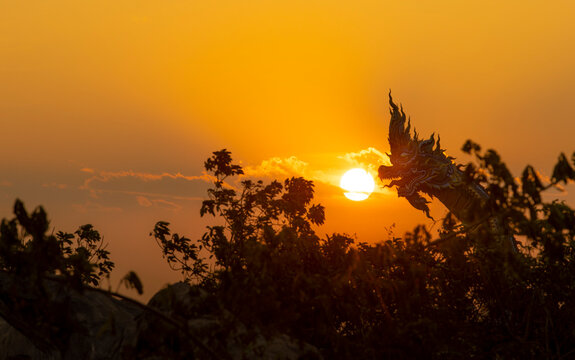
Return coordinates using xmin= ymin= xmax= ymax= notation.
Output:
xmin=379 ymin=93 xmax=460 ymax=218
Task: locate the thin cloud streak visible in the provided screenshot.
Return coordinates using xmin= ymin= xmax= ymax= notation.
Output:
xmin=75 ymin=168 xmax=214 ymax=214
xmin=76 ymin=148 xmax=393 ymax=214
xmin=72 ymin=201 xmax=124 ymax=214
xmin=82 ymin=170 xmax=213 ymax=185
xmin=80 ymin=169 xmax=214 ymax=198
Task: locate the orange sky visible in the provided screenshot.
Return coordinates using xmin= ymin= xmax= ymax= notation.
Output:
xmin=2 ymin=1 xmax=575 ymax=300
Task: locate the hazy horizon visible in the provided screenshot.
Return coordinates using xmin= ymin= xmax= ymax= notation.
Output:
xmin=2 ymin=1 xmax=574 ymax=300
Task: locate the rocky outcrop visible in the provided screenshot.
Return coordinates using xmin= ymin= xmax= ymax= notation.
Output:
xmin=0 ymin=274 xmax=321 ymax=359
xmin=0 ymin=272 xmax=141 ymax=360
xmin=0 ymin=317 xmax=59 ymax=360
xmin=137 ymin=282 xmax=322 ymax=359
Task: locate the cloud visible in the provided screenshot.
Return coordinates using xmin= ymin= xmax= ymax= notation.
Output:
xmin=339 ymin=147 xmax=390 ymax=172
xmin=151 ymin=199 xmax=183 ymax=212
xmin=135 ymin=195 xmax=182 ymax=211
xmin=77 ymin=148 xmax=393 ymax=215
xmin=83 ymin=170 xmax=212 ymax=185
xmin=72 ymin=201 xmax=124 ymax=214
xmin=75 ymin=168 xmax=214 ymax=215
xmin=243 ymin=156 xmax=310 ymax=178
xmin=241 ymin=148 xmax=393 ymax=195
xmin=80 ymin=169 xmax=213 ymax=200
xmin=242 ymin=155 xmax=338 ymax=188
xmin=42 ymin=182 xmax=68 ymax=190
xmin=136 ymin=195 xmax=153 ymax=207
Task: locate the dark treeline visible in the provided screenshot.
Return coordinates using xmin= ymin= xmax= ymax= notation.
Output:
xmin=1 ymin=143 xmax=575 ymax=359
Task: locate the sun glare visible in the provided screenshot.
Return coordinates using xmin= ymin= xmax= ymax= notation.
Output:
xmin=340 ymin=168 xmax=375 ymax=201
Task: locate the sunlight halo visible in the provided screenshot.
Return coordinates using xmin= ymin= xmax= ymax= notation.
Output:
xmin=340 ymin=168 xmax=375 ymax=201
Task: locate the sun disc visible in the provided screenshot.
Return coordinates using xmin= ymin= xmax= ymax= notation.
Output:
xmin=340 ymin=168 xmax=375 ymax=201
xmin=344 ymin=192 xmax=369 ymax=201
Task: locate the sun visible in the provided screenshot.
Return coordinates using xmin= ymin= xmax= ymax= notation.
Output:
xmin=340 ymin=168 xmax=376 ymax=201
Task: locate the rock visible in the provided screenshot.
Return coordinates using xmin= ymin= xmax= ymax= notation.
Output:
xmin=0 ymin=317 xmax=60 ymax=360
xmin=0 ymin=272 xmax=141 ymax=360
xmin=139 ymin=282 xmax=323 ymax=360
xmin=0 ymin=275 xmax=322 ymax=359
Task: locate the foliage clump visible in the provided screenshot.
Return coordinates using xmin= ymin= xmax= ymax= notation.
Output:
xmin=152 ymin=145 xmax=575 ymax=359
xmin=2 ymin=142 xmax=575 ymax=358
xmin=0 ymin=200 xmax=114 ymax=287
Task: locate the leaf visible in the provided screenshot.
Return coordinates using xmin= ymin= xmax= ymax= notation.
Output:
xmin=551 ymin=153 xmax=575 ymax=184
xmin=204 ymin=149 xmax=244 ymax=178
xmin=120 ymin=271 xmax=144 ymax=295
xmin=152 ymin=221 xmax=171 ymax=240
xmin=307 ymin=204 xmax=325 ymax=226
xmin=521 ymin=165 xmax=543 ymax=203
xmin=200 ymin=200 xmax=216 ymax=217
xmin=13 ymin=199 xmax=32 ymax=234
xmin=461 ymin=139 xmax=481 ymax=154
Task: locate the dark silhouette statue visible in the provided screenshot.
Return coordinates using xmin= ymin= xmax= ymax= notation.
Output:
xmin=379 ymin=93 xmax=517 ymax=252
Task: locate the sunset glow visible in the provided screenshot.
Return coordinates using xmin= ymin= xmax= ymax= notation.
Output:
xmin=1 ymin=1 xmax=575 ymax=301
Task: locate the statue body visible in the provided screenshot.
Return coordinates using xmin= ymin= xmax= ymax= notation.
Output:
xmin=379 ymin=94 xmax=516 ymax=251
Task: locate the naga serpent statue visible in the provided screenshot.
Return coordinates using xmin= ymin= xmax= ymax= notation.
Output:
xmin=378 ymin=94 xmax=517 ymax=252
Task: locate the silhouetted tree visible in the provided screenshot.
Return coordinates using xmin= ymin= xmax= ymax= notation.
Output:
xmin=2 ymin=141 xmax=575 ymax=359
xmin=153 ymin=145 xmax=575 ymax=359
xmin=0 ymin=199 xmax=114 ymax=287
